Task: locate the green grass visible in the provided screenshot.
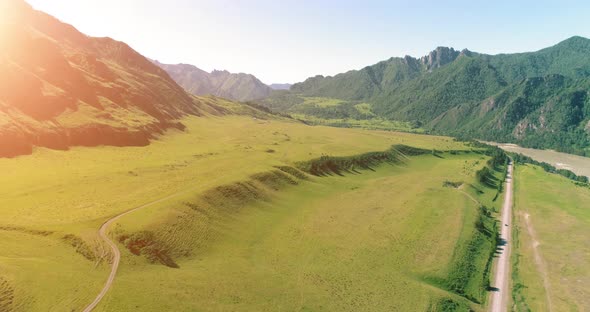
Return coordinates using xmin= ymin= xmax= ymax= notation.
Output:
xmin=0 ymin=230 xmax=106 ymax=311
xmin=98 ymin=152 xmax=499 ymax=311
xmin=292 ymin=113 xmax=423 ymax=132
xmin=354 ymin=102 xmax=375 ymax=116
xmin=0 ymin=115 xmax=468 ymax=311
xmin=302 ymin=96 xmax=345 ymax=107
xmin=260 ymin=95 xmax=424 ymax=133
xmin=512 ymin=164 xmax=590 ymax=311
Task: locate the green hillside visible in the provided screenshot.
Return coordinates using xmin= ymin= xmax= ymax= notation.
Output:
xmin=259 ymin=37 xmax=590 ymax=156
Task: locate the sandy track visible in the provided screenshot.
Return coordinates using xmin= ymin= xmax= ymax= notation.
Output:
xmin=490 ymin=161 xmax=513 ymax=312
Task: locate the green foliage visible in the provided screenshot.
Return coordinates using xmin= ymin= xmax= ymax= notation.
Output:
xmin=475 ymin=167 xmax=492 ymax=184
xmin=510 ymin=152 xmax=589 ymax=183
xmin=62 ymin=234 xmax=96 ymax=261
xmin=296 ymin=144 xmax=430 ymax=176
xmin=443 ymin=180 xmax=463 ymax=188
xmin=428 ymin=298 xmax=472 ymax=312
xmin=445 ymin=204 xmax=498 ymax=303
xmin=259 ymin=37 xmax=590 ymax=155
xmin=511 ymin=225 xmax=533 ymax=312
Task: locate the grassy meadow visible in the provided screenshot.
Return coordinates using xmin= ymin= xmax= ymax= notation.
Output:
xmin=260 ymin=95 xmax=423 ymax=132
xmin=512 ymin=164 xmax=590 ymax=311
xmin=100 ymin=152 xmax=501 ymax=311
xmin=0 ymin=112 xmax=501 ymax=311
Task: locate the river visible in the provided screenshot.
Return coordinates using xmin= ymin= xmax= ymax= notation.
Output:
xmin=485 ymin=142 xmax=590 ymax=178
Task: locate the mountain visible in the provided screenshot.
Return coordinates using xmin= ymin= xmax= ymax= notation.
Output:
xmin=260 ymin=37 xmax=590 ymax=156
xmin=269 ymin=83 xmax=292 ymax=90
xmin=154 ymin=61 xmax=273 ymax=102
xmin=0 ymin=0 xmax=269 ymax=158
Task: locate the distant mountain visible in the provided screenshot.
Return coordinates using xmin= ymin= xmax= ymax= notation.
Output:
xmin=0 ymin=0 xmax=258 ymax=157
xmin=154 ymin=61 xmax=272 ymax=102
xmin=269 ymin=83 xmax=292 ymax=90
xmin=261 ymin=37 xmax=590 ymax=156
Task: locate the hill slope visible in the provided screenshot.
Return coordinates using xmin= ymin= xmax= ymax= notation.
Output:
xmin=260 ymin=37 xmax=590 ymax=156
xmin=0 ymin=1 xmax=267 ymax=158
xmin=154 ymin=61 xmax=273 ymax=102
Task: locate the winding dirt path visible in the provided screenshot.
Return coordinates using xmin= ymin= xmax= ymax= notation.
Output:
xmin=490 ymin=160 xmax=513 ymax=312
xmin=82 ymin=191 xmax=193 ymax=312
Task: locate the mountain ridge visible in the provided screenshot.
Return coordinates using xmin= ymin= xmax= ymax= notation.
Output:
xmin=260 ymin=36 xmax=590 ymax=156
xmin=0 ymin=0 xmax=266 ymax=158
xmin=153 ymin=61 xmax=273 ymax=102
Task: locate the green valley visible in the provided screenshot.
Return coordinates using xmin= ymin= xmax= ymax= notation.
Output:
xmin=0 ymin=113 xmax=505 ymax=311
xmin=258 ymin=38 xmax=590 ymax=156
xmin=2 ymin=1 xmax=589 ymax=311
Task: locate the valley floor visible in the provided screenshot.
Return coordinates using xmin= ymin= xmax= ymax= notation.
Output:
xmin=98 ymin=153 xmax=497 ymax=311
xmin=511 ymin=165 xmax=590 ymax=311
xmin=0 ymin=115 xmax=498 ymax=311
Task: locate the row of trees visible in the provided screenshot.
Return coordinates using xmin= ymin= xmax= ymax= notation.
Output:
xmin=510 ymin=153 xmax=589 ymax=183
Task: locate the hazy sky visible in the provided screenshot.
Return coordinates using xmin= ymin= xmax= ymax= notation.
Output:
xmin=27 ymin=0 xmax=590 ymax=84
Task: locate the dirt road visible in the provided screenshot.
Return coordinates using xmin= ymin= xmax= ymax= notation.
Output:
xmin=82 ymin=191 xmax=193 ymax=312
xmin=490 ymin=161 xmax=514 ymax=312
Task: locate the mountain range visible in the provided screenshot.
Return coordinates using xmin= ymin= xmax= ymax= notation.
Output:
xmin=259 ymin=37 xmax=590 ymax=156
xmin=2 ymin=0 xmax=589 ymax=158
xmin=153 ymin=61 xmax=274 ymax=101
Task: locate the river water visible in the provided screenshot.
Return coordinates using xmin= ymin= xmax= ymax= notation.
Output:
xmin=485 ymin=142 xmax=590 ymax=178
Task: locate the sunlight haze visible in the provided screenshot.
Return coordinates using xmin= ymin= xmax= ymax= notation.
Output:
xmin=26 ymin=0 xmax=590 ymax=83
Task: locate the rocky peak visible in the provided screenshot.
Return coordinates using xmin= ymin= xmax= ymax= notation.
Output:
xmin=459 ymin=49 xmax=472 ymax=57
xmin=420 ymin=47 xmax=460 ymax=70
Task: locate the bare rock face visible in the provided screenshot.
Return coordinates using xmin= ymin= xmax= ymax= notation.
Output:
xmin=0 ymin=0 xmax=202 ymax=157
xmin=420 ymin=47 xmax=461 ymax=70
xmin=513 ymin=118 xmax=531 ymax=140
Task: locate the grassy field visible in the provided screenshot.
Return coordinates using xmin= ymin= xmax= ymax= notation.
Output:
xmin=98 ymin=152 xmax=501 ymax=311
xmin=261 ymin=95 xmax=423 ymax=133
xmin=0 ymin=114 xmax=471 ymax=311
xmin=292 ymin=113 xmax=423 ymax=133
xmin=301 ymin=97 xmax=345 ymax=107
xmin=512 ymin=164 xmax=590 ymax=311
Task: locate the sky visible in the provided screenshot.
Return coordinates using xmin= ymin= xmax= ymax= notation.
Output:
xmin=26 ymin=0 xmax=590 ymax=84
